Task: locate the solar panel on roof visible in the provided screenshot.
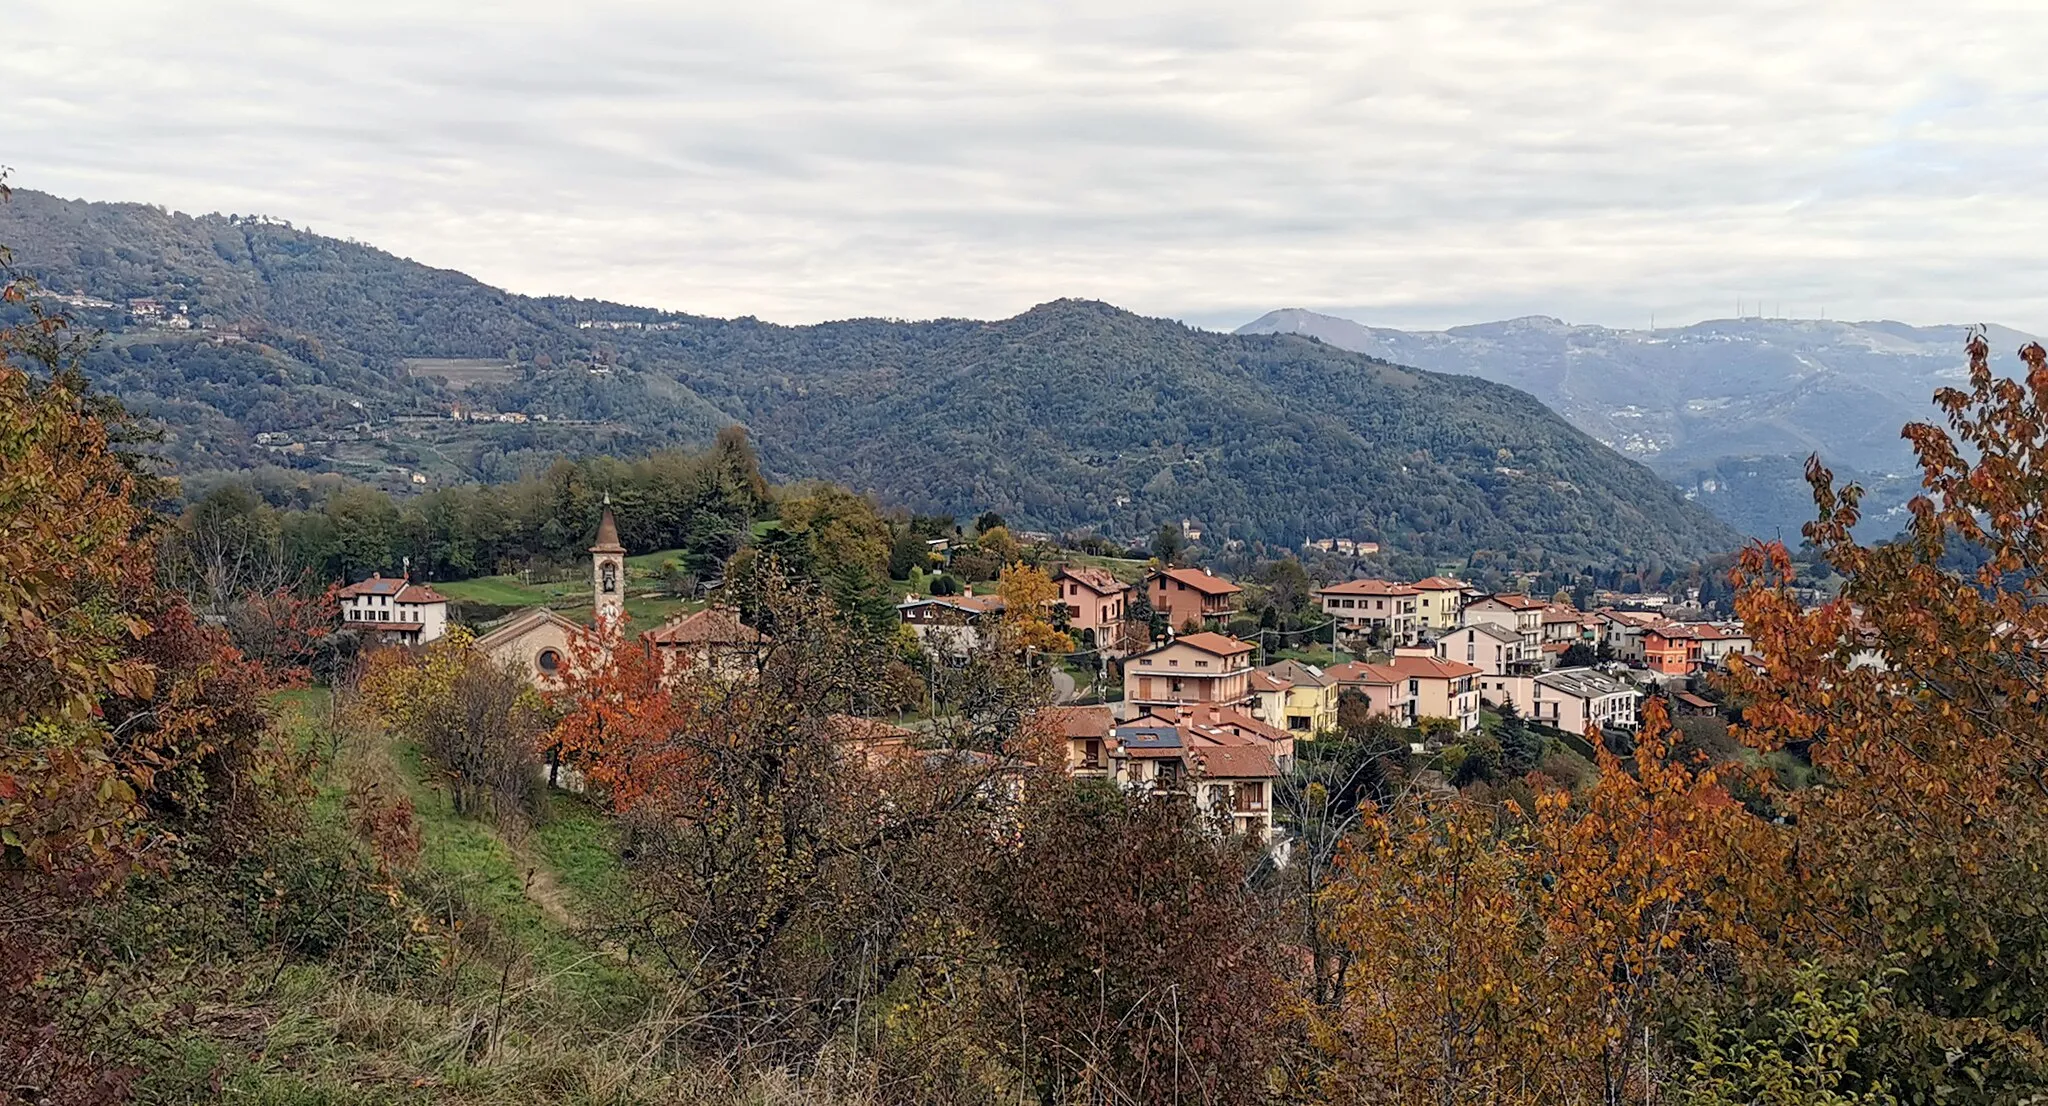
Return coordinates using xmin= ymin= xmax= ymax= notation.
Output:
xmin=1113 ymin=726 xmax=1182 ymax=749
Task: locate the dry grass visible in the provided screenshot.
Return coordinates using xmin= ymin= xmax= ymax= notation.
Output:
xmin=123 ymin=691 xmax=985 ymax=1105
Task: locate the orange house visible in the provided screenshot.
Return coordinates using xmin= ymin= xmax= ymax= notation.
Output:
xmin=1145 ymin=567 xmax=1242 ymax=630
xmin=1642 ymin=623 xmax=1702 ymax=674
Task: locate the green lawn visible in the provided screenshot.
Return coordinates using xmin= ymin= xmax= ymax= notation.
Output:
xmin=435 ymin=550 xmax=699 ymax=629
xmin=623 ymin=546 xmax=690 ymax=571
xmin=1272 ymin=645 xmax=1350 ymax=667
xmin=1054 ymin=551 xmax=1150 ymax=584
xmin=436 ymin=576 xmax=557 ymax=606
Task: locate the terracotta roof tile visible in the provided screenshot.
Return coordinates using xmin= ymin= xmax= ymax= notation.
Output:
xmin=1169 ymin=631 xmax=1256 ymax=657
xmin=1041 ymin=705 xmax=1115 ymax=740
xmin=1247 ymin=670 xmax=1292 ymax=693
xmin=1055 ymin=565 xmax=1130 ymax=594
xmin=1483 ymin=594 xmax=1548 ymax=611
xmin=1382 ymin=655 xmax=1483 ymax=680
xmin=338 ymin=574 xmax=407 ymax=598
xmin=644 ymin=605 xmax=765 ymax=646
xmin=1152 ymin=567 xmax=1242 ymax=596
xmin=1190 ymin=744 xmax=1279 ymax=779
xmin=1317 ymin=578 xmax=1419 ymax=597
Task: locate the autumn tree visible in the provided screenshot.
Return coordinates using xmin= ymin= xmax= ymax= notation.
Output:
xmin=549 ymin=575 xmax=1038 ymax=1055
xmin=1724 ymin=334 xmax=2048 ymax=1097
xmin=1528 ymin=703 xmax=1788 ymax=1106
xmin=1276 ymin=730 xmax=1413 ymax=1011
xmin=1313 ymin=799 xmax=1553 ymax=1104
xmin=995 ymin=561 xmax=1075 ymax=653
xmin=978 ymin=778 xmax=1285 ymax=1106
xmin=0 ymin=224 xmax=283 ymax=1100
xmin=361 ymin=627 xmax=547 ymax=822
xmin=1315 ymin=701 xmax=1785 ymax=1105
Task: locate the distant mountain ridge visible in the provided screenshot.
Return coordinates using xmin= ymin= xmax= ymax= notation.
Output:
xmin=1236 ymin=308 xmax=2044 ymax=537
xmin=0 ymin=188 xmax=1741 ymax=569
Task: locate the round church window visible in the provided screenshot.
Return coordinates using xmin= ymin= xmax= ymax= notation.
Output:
xmin=537 ymin=648 xmax=561 ymax=673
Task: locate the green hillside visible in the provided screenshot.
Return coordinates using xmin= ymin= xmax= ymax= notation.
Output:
xmin=0 ymin=188 xmax=1741 ymax=568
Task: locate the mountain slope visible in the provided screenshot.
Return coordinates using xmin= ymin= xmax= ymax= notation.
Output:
xmin=0 ymin=189 xmax=1741 ymax=567
xmin=1237 ymin=308 xmax=2043 ymax=537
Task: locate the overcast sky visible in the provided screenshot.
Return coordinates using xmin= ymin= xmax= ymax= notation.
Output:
xmin=9 ymin=0 xmax=2048 ymax=331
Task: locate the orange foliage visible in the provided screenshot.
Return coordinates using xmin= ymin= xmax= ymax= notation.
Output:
xmin=544 ymin=614 xmax=698 ymax=811
xmin=1316 ymin=701 xmax=1785 ymax=1104
xmin=1723 ymin=335 xmax=2048 ymax=1088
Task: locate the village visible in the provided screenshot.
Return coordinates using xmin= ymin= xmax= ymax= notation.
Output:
xmin=331 ymin=499 xmax=1762 ymax=853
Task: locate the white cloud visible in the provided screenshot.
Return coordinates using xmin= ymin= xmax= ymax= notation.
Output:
xmin=7 ymin=0 xmax=2047 ymax=330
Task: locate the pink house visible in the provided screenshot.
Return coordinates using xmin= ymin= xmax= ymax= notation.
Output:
xmin=1053 ymin=565 xmax=1132 ymax=645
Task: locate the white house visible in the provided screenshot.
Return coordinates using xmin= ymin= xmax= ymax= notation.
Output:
xmin=338 ymin=574 xmax=451 ymax=646
xmin=1461 ymin=594 xmax=1547 ymax=653
xmin=1494 ymin=667 xmax=1640 ymax=735
xmin=1436 ymin=622 xmax=1527 ymax=704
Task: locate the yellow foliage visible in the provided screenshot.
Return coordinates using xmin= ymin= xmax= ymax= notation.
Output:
xmin=996 ymin=562 xmax=1073 ymax=653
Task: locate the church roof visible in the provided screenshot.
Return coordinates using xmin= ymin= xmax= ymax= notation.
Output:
xmin=589 ymin=500 xmax=625 ymax=554
xmin=644 ymin=606 xmax=765 ymax=646
xmin=474 ymin=606 xmax=584 ymax=653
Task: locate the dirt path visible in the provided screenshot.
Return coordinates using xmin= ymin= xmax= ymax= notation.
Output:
xmin=512 ymin=843 xmax=578 ymax=928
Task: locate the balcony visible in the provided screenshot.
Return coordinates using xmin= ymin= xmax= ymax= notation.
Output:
xmin=343 ymin=615 xmax=424 ymax=632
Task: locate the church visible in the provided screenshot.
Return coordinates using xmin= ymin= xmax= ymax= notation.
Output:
xmin=474 ymin=497 xmax=765 ymax=686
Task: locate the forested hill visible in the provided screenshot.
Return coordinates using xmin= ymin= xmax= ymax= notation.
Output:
xmin=0 ymin=188 xmax=1741 ymax=568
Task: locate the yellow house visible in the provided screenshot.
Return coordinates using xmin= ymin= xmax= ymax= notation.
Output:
xmin=1254 ymin=659 xmax=1339 ymax=740
xmin=1411 ymin=576 xmax=1471 ymax=632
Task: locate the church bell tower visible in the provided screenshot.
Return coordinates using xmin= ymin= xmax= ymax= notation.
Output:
xmin=590 ymin=494 xmax=626 ymax=623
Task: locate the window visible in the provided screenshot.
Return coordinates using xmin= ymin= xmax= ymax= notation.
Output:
xmin=601 ymin=562 xmax=618 ymax=594
xmin=1407 ymin=678 xmax=1418 ymax=695
xmin=1157 ymin=759 xmax=1181 ymax=785
xmin=1466 ymin=643 xmax=1475 ymax=661
xmin=1195 ymin=660 xmax=1209 ymax=669
xmin=1169 ymin=659 xmax=1180 ymax=667
xmin=1238 ymin=781 xmax=1265 ymax=811
xmin=1140 ymin=659 xmax=1153 ymax=667
xmin=537 ymin=648 xmax=561 ymax=673
xmin=1083 ymin=739 xmax=1101 ymax=769
xmin=1288 ymin=714 xmax=1312 ymax=731
xmin=1170 ymin=679 xmax=1184 ymax=693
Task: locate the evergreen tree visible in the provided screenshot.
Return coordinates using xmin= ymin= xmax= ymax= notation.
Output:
xmin=1498 ymin=699 xmax=1544 ymax=776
